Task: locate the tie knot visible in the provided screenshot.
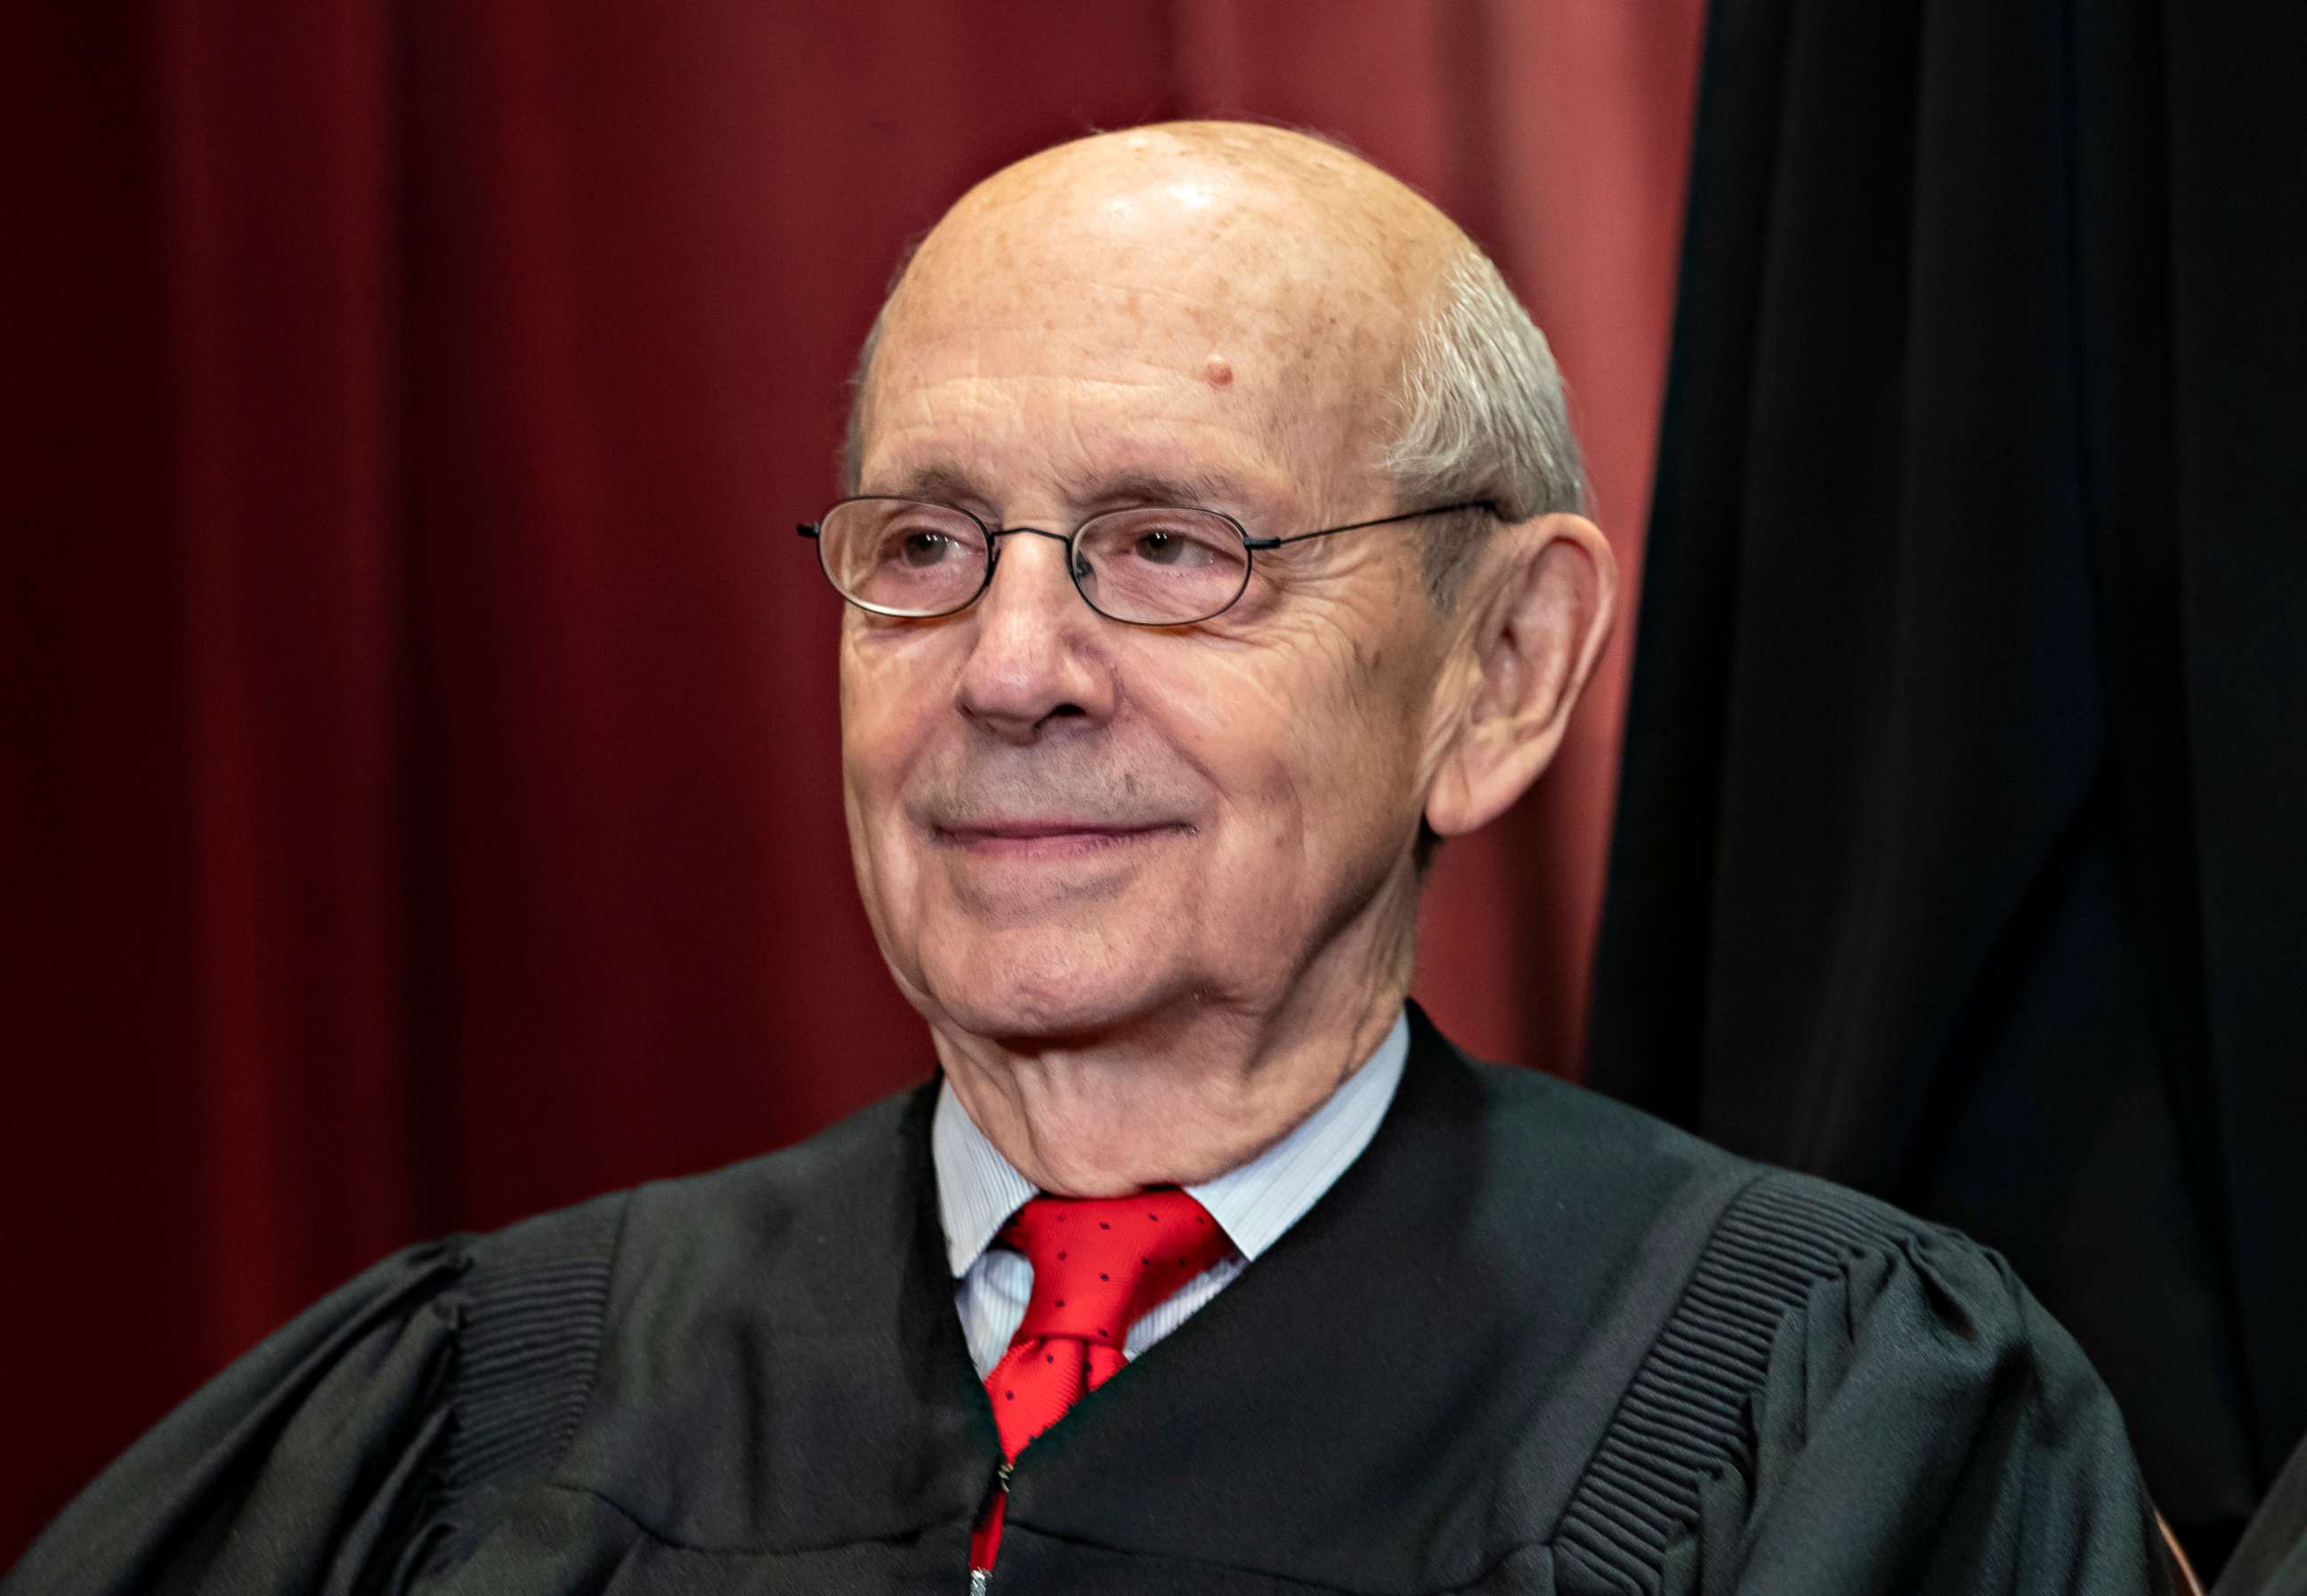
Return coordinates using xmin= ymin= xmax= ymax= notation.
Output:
xmin=997 ymin=1189 xmax=1233 ymax=1348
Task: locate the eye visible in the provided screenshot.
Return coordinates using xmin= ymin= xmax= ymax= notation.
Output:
xmin=894 ymin=528 xmax=959 ymax=567
xmin=1129 ymin=526 xmax=1220 ymax=566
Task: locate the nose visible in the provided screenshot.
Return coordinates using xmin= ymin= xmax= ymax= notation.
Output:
xmin=953 ymin=529 xmax=1116 ymax=742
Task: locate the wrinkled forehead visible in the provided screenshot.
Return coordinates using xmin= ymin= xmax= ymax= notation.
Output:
xmin=859 ymin=143 xmax=1433 ymax=514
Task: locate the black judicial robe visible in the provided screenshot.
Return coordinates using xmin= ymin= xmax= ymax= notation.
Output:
xmin=5 ymin=1010 xmax=2175 ymax=1595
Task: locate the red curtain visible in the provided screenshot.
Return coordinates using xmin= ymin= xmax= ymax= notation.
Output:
xmin=5 ymin=0 xmax=1701 ymax=1560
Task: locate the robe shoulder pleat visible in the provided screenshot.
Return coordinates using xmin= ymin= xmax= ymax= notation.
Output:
xmin=1554 ymin=1170 xmax=2173 ymax=1596
xmin=2 ymin=1191 xmax=627 ymax=1596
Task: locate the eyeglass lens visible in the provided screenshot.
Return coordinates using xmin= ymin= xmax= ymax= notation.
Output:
xmin=815 ymin=498 xmax=1251 ymax=625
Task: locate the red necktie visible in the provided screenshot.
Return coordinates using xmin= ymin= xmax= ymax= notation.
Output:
xmin=969 ymin=1189 xmax=1234 ymax=1572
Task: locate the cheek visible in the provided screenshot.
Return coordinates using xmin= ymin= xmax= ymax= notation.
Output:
xmin=838 ymin=638 xmax=947 ymax=888
xmin=838 ymin=642 xmax=954 ymax=977
xmin=1136 ymin=658 xmax=1297 ymax=822
xmin=1141 ymin=639 xmax=1418 ymax=863
xmin=841 ymin=628 xmax=943 ymax=783
xmin=1287 ymin=691 xmax=1420 ymax=848
xmin=839 ymin=689 xmax=903 ymax=802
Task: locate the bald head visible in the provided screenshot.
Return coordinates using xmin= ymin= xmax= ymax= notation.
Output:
xmin=846 ymin=121 xmax=1585 ymax=597
xmin=931 ymin=120 xmax=1465 ymax=283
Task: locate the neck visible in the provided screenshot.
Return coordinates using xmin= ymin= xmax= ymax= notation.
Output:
xmin=932 ymin=903 xmax=1415 ymax=1196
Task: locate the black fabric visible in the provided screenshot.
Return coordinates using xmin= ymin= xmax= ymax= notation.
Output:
xmin=2217 ymin=1433 xmax=2307 ymax=1596
xmin=1585 ymin=0 xmax=2307 ymax=1568
xmin=6 ymin=1010 xmax=2173 ymax=1593
xmin=1552 ymin=1173 xmax=1905 ymax=1588
xmin=441 ymin=1196 xmax=621 ymax=1495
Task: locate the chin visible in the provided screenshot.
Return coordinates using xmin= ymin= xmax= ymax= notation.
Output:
xmin=914 ymin=918 xmax=1197 ymax=1045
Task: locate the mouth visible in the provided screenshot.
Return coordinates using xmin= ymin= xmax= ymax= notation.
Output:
xmin=931 ymin=820 xmax=1193 ymax=859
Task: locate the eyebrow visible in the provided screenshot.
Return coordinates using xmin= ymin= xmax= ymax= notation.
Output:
xmin=870 ymin=463 xmax=1267 ymax=523
xmin=878 ymin=464 xmax=990 ymax=507
xmin=1061 ymin=467 xmax=1259 ymax=515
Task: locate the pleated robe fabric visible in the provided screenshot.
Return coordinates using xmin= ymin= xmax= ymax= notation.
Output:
xmin=5 ymin=1009 xmax=2175 ymax=1595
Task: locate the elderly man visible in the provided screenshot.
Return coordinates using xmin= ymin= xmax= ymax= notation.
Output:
xmin=8 ymin=124 xmax=2175 ymax=1596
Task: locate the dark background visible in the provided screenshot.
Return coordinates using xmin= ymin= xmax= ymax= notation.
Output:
xmin=1586 ymin=0 xmax=2307 ymax=1564
xmin=5 ymin=1 xmax=1704 ymax=1562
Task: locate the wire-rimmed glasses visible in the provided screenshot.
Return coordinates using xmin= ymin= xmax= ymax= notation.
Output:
xmin=798 ymin=497 xmax=1494 ymax=627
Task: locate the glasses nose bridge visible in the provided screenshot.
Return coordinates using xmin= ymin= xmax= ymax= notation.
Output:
xmin=988 ymin=523 xmax=1076 ymax=553
xmin=979 ymin=522 xmax=1088 ymax=613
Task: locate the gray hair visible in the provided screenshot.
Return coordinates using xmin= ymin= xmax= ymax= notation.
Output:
xmin=1383 ymin=248 xmax=1589 ymax=605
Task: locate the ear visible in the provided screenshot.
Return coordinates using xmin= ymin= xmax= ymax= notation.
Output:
xmin=1424 ymin=513 xmax=1616 ymax=840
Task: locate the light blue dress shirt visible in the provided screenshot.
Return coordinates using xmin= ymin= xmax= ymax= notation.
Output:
xmin=934 ymin=1010 xmax=1411 ymax=1377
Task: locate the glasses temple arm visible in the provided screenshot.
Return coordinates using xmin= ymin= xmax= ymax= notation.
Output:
xmin=1243 ymin=499 xmax=1498 ymax=551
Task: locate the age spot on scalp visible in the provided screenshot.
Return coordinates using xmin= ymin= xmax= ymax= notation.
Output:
xmin=1202 ymin=354 xmax=1234 ymax=387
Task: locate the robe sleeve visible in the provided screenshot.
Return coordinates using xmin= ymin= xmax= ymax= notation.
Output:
xmin=1 ymin=1241 xmax=471 ymax=1596
xmin=7 ymin=1187 xmax=621 ymax=1595
xmin=1700 ymin=1217 xmax=2179 ymax=1594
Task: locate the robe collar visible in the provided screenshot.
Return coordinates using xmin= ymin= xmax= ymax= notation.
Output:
xmin=930 ymin=1009 xmax=1411 ymax=1276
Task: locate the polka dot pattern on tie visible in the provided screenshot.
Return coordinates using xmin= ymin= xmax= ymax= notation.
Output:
xmin=995 ymin=1191 xmax=1232 ymax=1360
xmin=967 ymin=1188 xmax=1234 ymax=1571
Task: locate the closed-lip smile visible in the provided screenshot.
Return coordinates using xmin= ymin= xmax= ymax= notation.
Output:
xmin=934 ymin=819 xmax=1188 ymax=855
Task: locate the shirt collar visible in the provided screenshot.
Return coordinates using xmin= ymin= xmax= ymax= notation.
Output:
xmin=933 ymin=1009 xmax=1411 ymax=1277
